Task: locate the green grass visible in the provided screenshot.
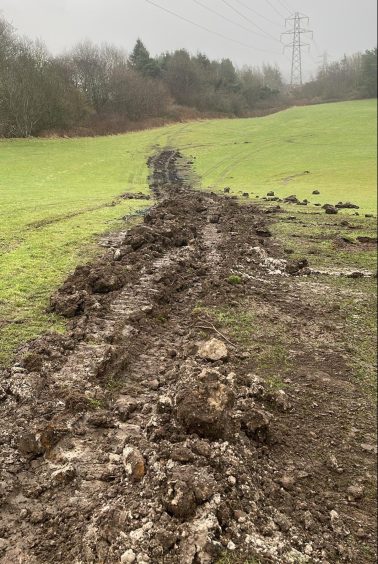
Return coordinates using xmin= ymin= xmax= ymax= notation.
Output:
xmin=326 ymin=277 xmax=377 ymax=393
xmin=0 ymin=100 xmax=376 ymax=366
xmin=0 ymin=132 xmax=157 ymax=365
xmin=180 ymin=100 xmax=377 ymax=214
xmin=272 ymin=212 xmax=378 ymax=271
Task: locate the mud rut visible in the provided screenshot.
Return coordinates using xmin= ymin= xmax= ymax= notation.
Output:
xmin=0 ymin=151 xmax=376 ymax=564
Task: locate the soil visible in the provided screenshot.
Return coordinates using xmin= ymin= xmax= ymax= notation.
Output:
xmin=0 ymin=150 xmax=376 ymax=564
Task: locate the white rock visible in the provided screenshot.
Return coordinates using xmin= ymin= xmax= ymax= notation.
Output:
xmin=122 ymin=447 xmax=145 ymax=481
xmin=50 ymin=464 xmax=76 ymax=484
xmin=330 ymin=510 xmax=339 ymax=523
xmin=227 ymin=541 xmax=236 ymax=551
xmin=120 ymin=549 xmax=136 ymax=563
xmin=129 ymin=528 xmax=144 ymax=541
xmin=198 ymin=338 xmax=228 ymax=361
xmin=304 ymin=544 xmax=313 ymax=555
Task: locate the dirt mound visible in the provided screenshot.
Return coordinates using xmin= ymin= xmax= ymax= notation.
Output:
xmin=0 ymin=150 xmax=376 ymax=563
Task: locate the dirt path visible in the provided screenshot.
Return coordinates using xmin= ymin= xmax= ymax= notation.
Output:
xmin=0 ymin=151 xmax=376 ymax=564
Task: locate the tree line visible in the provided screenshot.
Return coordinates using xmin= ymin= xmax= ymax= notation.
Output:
xmin=0 ymin=16 xmax=376 ymax=138
xmin=300 ymin=49 xmax=377 ymax=102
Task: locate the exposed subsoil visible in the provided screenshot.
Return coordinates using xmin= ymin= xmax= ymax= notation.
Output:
xmin=0 ymin=151 xmax=376 ymax=563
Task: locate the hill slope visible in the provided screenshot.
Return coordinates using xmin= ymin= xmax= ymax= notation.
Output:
xmin=0 ymin=100 xmax=376 ymax=364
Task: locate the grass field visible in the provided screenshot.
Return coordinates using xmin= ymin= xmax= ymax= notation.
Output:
xmin=0 ymin=99 xmax=376 ymax=366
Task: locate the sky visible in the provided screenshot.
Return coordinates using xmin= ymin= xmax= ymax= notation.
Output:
xmin=0 ymin=0 xmax=377 ymax=80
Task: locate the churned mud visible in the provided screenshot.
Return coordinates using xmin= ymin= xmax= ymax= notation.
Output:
xmin=0 ymin=151 xmax=376 ymax=563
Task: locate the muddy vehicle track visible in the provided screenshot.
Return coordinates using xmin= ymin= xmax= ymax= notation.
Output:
xmin=0 ymin=151 xmax=376 ymax=563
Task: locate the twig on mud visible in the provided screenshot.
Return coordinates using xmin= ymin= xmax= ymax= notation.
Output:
xmin=195 ymin=324 xmax=238 ymax=349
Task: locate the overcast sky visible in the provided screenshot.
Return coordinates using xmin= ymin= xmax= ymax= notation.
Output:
xmin=1 ymin=0 xmax=377 ymax=80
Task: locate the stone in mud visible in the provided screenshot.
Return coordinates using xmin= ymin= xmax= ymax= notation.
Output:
xmin=242 ymin=193 xmax=250 ymax=198
xmin=122 ymin=447 xmax=146 ymax=481
xmin=335 ymin=202 xmax=360 ymax=209
xmin=165 ymin=479 xmax=197 ymax=520
xmin=347 ymin=271 xmax=365 ymax=279
xmin=360 ymin=443 xmax=377 ymax=454
xmin=171 ymin=445 xmax=195 ymax=463
xmin=175 ymin=368 xmax=234 ymax=440
xmin=284 ymin=195 xmax=300 ymax=204
xmin=51 ymin=464 xmax=76 ymax=485
xmin=278 ymin=475 xmax=296 ymax=490
xmin=120 ymin=549 xmax=136 ymax=563
xmin=146 ymin=379 xmax=160 ymax=390
xmin=325 ymin=207 xmax=338 ymax=215
xmin=114 ymin=248 xmax=122 ymax=261
xmin=285 ymin=258 xmax=309 ymax=275
xmin=347 ymin=485 xmax=364 ymax=500
xmin=198 ymin=339 xmax=228 ymax=362
xmin=241 ymin=407 xmax=272 ymax=442
xmin=165 ymin=466 xmax=217 ymax=520
xmin=256 ymin=228 xmax=272 ymax=238
xmin=323 ymin=204 xmax=338 ymax=215
xmin=87 ymin=411 xmax=116 ymax=428
xmin=267 ymin=191 xmax=275 ymax=196
xmin=191 ymin=440 xmax=211 ymax=458
xmin=115 ymin=397 xmax=140 ymax=421
xmin=157 ymin=395 xmax=173 ymax=414
xmin=156 ymin=529 xmax=179 ymax=552
xmin=17 ymin=432 xmax=43 ymax=456
xmin=312 ymin=190 xmax=320 ymax=195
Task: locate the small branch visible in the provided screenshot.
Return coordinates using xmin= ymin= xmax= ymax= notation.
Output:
xmin=195 ymin=323 xmax=238 ymax=349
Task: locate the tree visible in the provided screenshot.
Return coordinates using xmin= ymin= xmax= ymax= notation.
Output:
xmin=361 ymin=48 xmax=377 ymax=98
xmin=129 ymin=39 xmax=160 ymax=78
xmin=163 ymin=50 xmax=200 ymax=106
xmin=109 ymin=67 xmax=170 ymax=120
xmin=262 ymin=64 xmax=283 ymax=91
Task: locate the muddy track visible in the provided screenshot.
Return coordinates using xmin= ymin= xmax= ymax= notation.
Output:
xmin=0 ymin=151 xmax=376 ymax=564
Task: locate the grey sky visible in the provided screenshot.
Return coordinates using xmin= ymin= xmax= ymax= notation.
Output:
xmin=1 ymin=0 xmax=377 ymax=80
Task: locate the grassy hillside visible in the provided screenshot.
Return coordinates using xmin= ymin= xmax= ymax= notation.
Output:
xmin=0 ymin=99 xmax=376 ymax=365
xmin=180 ymin=99 xmax=377 ymax=212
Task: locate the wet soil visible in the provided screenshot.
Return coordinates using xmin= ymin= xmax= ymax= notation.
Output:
xmin=0 ymin=151 xmax=376 ymax=563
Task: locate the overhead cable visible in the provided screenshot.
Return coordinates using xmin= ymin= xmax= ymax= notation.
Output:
xmin=144 ymin=0 xmax=281 ymax=54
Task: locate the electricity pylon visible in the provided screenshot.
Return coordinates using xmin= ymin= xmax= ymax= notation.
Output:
xmin=281 ymin=12 xmax=313 ymax=86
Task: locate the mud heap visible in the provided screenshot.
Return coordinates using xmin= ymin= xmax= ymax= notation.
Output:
xmin=0 ymin=151 xmax=376 ymax=563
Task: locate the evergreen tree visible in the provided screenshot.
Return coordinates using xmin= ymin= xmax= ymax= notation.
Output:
xmin=129 ymin=39 xmax=160 ymax=78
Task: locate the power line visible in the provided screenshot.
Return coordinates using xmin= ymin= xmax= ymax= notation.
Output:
xmin=311 ymin=37 xmax=322 ymax=55
xmin=220 ymin=0 xmax=281 ymax=44
xmin=276 ymin=0 xmax=293 ymax=15
xmin=281 ymin=12 xmax=313 ymax=85
xmin=191 ymin=0 xmax=277 ymax=41
xmin=144 ymin=0 xmax=281 ymax=54
xmin=233 ymin=0 xmax=282 ymax=28
xmin=265 ymin=0 xmax=286 ymax=20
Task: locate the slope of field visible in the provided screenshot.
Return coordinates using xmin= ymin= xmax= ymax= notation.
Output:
xmin=0 ymin=99 xmax=376 ymax=365
xmin=178 ymin=99 xmax=377 ymax=213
